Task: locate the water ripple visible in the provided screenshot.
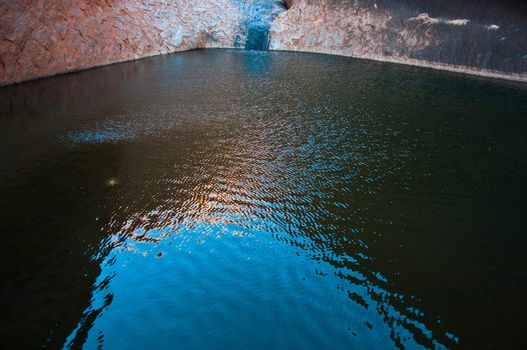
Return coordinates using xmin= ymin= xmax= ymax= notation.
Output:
xmin=2 ymin=49 xmax=526 ymax=349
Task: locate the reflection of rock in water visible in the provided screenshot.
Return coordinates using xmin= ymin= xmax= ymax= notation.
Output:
xmin=242 ymin=0 xmax=286 ymax=50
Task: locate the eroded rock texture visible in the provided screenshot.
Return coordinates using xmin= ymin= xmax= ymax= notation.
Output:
xmin=0 ymin=0 xmax=242 ymax=86
xmin=270 ymin=0 xmax=527 ymax=80
xmin=1 ymin=0 xmax=527 ymax=85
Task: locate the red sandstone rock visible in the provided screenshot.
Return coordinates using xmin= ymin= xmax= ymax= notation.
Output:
xmin=1 ymin=0 xmax=526 ymax=85
xmin=270 ymin=0 xmax=527 ymax=82
xmin=0 ymin=0 xmax=240 ymax=86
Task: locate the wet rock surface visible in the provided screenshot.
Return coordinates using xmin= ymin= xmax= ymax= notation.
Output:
xmin=239 ymin=0 xmax=286 ymax=50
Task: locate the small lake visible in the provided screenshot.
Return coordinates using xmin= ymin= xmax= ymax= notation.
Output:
xmin=1 ymin=49 xmax=527 ymax=349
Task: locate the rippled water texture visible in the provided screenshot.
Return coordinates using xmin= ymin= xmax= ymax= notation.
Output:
xmin=1 ymin=50 xmax=527 ymax=349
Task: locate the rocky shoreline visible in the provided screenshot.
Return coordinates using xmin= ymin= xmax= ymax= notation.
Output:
xmin=1 ymin=0 xmax=526 ymax=86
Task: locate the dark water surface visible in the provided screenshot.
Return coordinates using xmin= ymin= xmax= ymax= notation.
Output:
xmin=1 ymin=50 xmax=527 ymax=349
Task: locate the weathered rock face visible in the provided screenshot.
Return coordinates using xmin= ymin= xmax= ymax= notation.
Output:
xmin=1 ymin=0 xmax=527 ymax=85
xmin=270 ymin=0 xmax=527 ymax=80
xmin=0 ymin=0 xmax=242 ymax=86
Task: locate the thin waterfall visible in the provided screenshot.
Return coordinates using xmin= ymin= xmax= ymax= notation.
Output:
xmin=242 ymin=0 xmax=287 ymax=50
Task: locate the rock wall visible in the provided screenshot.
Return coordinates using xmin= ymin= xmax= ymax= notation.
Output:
xmin=1 ymin=0 xmax=527 ymax=86
xmin=270 ymin=0 xmax=527 ymax=81
xmin=0 ymin=0 xmax=242 ymax=86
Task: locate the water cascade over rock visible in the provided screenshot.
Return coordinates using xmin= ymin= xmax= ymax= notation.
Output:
xmin=239 ymin=0 xmax=286 ymax=50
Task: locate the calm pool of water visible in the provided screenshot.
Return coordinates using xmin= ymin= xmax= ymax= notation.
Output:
xmin=1 ymin=50 xmax=527 ymax=349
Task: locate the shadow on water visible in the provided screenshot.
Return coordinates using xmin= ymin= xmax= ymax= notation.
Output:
xmin=1 ymin=50 xmax=527 ymax=349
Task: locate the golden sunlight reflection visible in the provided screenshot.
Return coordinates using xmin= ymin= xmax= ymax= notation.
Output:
xmin=107 ymin=173 xmax=257 ymax=257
